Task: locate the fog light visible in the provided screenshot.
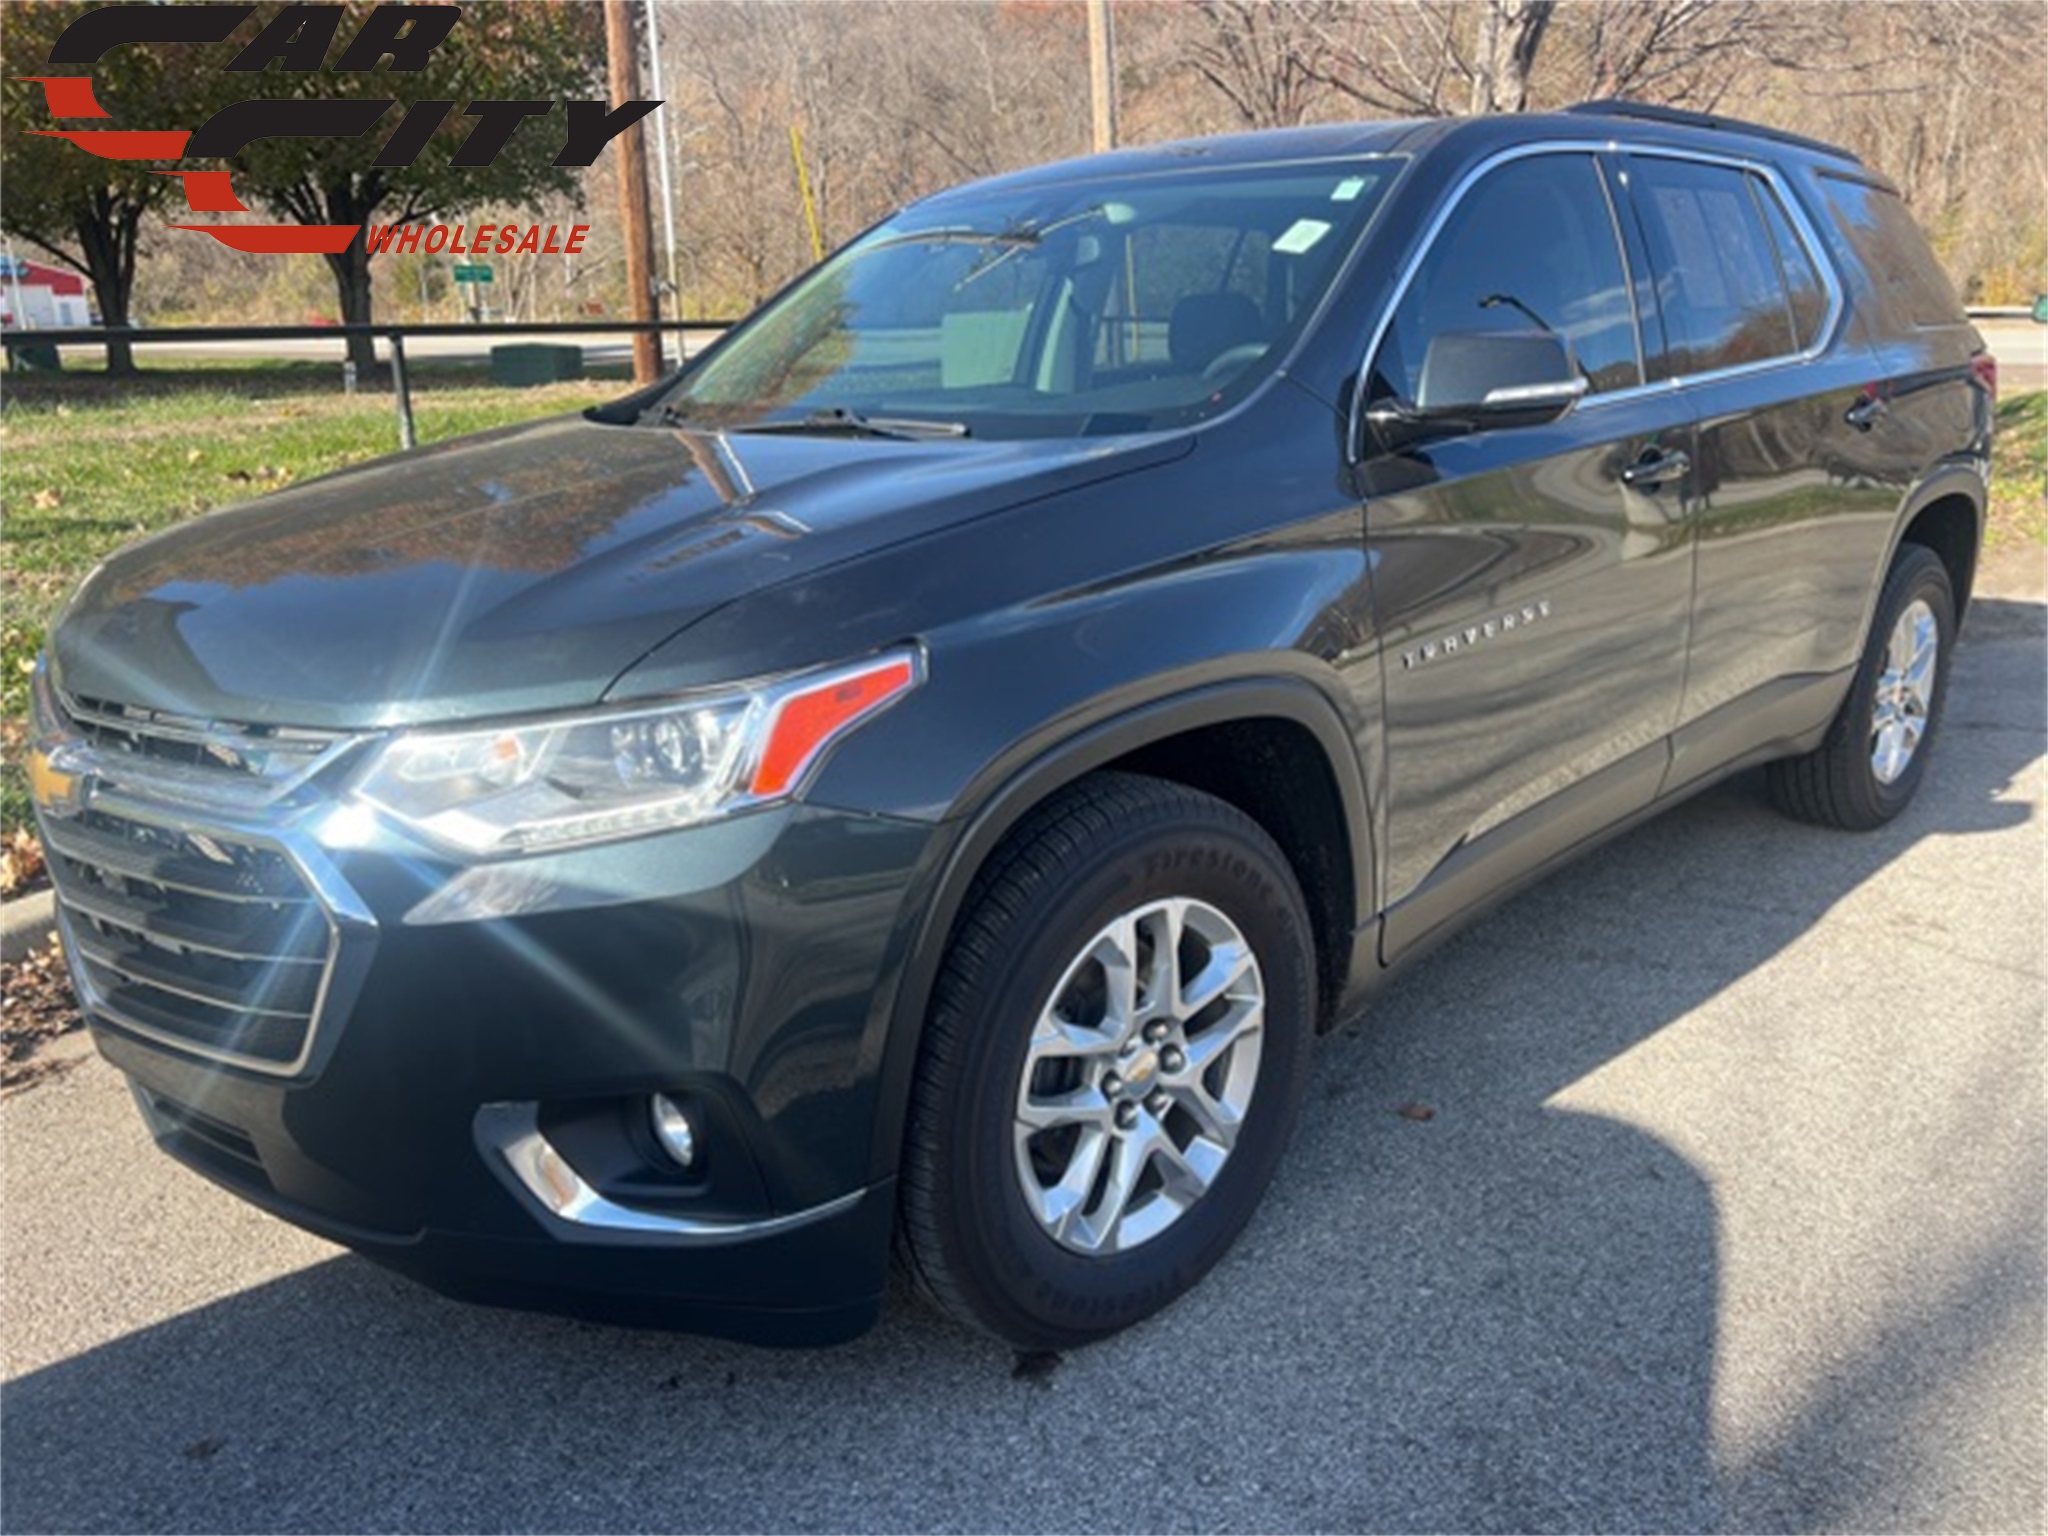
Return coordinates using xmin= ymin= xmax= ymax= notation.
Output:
xmin=649 ymin=1093 xmax=698 ymax=1169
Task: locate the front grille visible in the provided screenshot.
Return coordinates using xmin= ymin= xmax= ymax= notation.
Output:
xmin=60 ymin=691 xmax=346 ymax=788
xmin=44 ymin=807 xmax=336 ymax=1073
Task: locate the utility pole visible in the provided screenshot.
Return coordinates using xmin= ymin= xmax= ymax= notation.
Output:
xmin=605 ymin=0 xmax=664 ymax=382
xmin=641 ymin=0 xmax=680 ymax=305
xmin=1086 ymin=0 xmax=1117 ymax=154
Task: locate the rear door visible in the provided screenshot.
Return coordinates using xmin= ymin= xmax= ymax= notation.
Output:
xmin=1359 ymin=150 xmax=1697 ymax=962
xmin=1612 ymin=151 xmax=1902 ymax=791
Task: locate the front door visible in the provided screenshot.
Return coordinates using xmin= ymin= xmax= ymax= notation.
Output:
xmin=1358 ymin=150 xmax=1696 ymax=962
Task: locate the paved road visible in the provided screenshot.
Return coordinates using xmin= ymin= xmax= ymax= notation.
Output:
xmin=3 ymin=604 xmax=2041 ymax=1534
xmin=1979 ymin=318 xmax=2046 ymax=392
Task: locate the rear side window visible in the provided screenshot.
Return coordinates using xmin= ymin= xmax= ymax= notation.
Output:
xmin=1749 ymin=176 xmax=1830 ymax=350
xmin=1817 ymin=174 xmax=1967 ymax=329
xmin=1373 ymin=153 xmax=1642 ymax=402
xmin=1626 ymin=156 xmax=1798 ymax=377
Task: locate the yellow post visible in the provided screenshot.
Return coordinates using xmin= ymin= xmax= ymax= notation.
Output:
xmin=790 ymin=122 xmax=825 ymax=264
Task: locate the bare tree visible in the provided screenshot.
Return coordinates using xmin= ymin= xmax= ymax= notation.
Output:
xmin=1567 ymin=0 xmax=1821 ymax=110
xmin=1283 ymin=0 xmax=1554 ymax=118
xmin=87 ymin=0 xmax=2048 ymax=325
xmin=1470 ymin=0 xmax=1556 ymax=113
xmin=1187 ymin=0 xmax=1345 ymax=128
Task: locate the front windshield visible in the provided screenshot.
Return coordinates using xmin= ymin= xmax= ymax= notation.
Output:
xmin=648 ymin=157 xmax=1398 ymax=440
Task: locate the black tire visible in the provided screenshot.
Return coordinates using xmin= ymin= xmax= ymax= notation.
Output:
xmin=897 ymin=771 xmax=1315 ymax=1348
xmin=1767 ymin=544 xmax=1956 ymax=830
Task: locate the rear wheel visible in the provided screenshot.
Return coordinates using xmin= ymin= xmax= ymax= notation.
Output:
xmin=1768 ymin=543 xmax=1955 ymax=829
xmin=898 ymin=772 xmax=1315 ymax=1347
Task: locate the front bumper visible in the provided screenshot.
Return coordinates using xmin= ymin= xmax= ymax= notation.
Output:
xmin=40 ymin=757 xmax=939 ymax=1345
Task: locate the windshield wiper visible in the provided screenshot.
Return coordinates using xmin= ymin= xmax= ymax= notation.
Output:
xmin=954 ymin=205 xmax=1108 ymax=292
xmin=735 ymin=407 xmax=970 ymax=441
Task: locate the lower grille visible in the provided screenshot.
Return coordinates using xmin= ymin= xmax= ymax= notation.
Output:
xmin=44 ymin=808 xmax=336 ymax=1073
xmin=142 ymin=1090 xmax=268 ymax=1177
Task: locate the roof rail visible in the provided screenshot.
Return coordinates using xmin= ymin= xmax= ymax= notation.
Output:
xmin=1563 ymin=99 xmax=1863 ymax=166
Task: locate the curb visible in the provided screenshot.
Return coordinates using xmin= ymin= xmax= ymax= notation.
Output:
xmin=1 ymin=890 xmax=58 ymax=963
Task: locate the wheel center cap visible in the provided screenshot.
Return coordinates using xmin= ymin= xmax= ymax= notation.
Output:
xmin=1122 ymin=1048 xmax=1161 ymax=1091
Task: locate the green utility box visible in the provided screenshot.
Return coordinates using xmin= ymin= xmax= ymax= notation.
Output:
xmin=489 ymin=343 xmax=584 ymax=385
xmin=8 ymin=343 xmax=62 ymax=372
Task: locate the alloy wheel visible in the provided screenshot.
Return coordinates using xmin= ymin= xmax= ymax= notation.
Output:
xmin=1012 ymin=897 xmax=1264 ymax=1256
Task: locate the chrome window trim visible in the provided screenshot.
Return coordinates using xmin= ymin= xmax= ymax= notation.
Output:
xmin=474 ymin=1101 xmax=866 ymax=1246
xmin=1349 ymin=137 xmax=1850 ymax=457
xmin=1602 ymin=145 xmax=1847 ymax=392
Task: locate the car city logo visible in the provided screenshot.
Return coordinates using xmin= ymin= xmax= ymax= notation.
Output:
xmin=20 ymin=3 xmax=659 ymax=255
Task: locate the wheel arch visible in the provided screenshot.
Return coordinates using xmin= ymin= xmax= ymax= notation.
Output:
xmin=1894 ymin=485 xmax=1983 ymax=621
xmin=1884 ymin=462 xmax=1985 ymax=622
xmin=864 ymin=675 xmax=1374 ymax=1184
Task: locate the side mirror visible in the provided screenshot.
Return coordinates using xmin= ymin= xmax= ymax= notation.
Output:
xmin=1366 ymin=329 xmax=1587 ymax=451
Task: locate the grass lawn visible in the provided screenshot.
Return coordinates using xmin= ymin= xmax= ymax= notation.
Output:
xmin=2 ymin=361 xmax=629 ymax=832
xmin=2 ymin=368 xmax=2044 ymax=835
xmin=1986 ymin=389 xmax=2046 ymax=552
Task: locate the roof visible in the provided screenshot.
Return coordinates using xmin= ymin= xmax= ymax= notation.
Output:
xmin=914 ymin=103 xmax=1864 ymax=213
xmin=0 ymin=258 xmax=87 ymax=296
xmin=923 ymin=119 xmax=1430 ymax=206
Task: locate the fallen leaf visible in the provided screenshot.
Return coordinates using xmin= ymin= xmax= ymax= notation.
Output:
xmin=1394 ymin=1101 xmax=1435 ymax=1122
xmin=185 ymin=448 xmax=202 ymax=464
xmin=0 ymin=830 xmax=45 ymax=897
xmin=29 ymin=488 xmax=60 ymax=510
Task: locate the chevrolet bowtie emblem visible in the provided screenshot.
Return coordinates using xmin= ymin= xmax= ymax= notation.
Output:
xmin=26 ymin=747 xmax=82 ymax=817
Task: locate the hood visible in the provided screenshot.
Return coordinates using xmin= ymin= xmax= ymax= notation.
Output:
xmin=51 ymin=413 xmax=1188 ymax=729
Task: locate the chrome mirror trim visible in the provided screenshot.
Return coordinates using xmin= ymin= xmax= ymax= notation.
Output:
xmin=1480 ymin=376 xmax=1590 ymax=407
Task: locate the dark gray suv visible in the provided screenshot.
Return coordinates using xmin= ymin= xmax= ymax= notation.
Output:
xmin=29 ymin=101 xmax=1994 ymax=1347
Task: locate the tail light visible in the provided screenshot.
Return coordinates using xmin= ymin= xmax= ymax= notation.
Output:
xmin=1971 ymin=352 xmax=1998 ymax=403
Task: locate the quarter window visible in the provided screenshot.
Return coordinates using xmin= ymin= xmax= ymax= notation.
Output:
xmin=1372 ymin=154 xmax=1642 ymax=405
xmin=1817 ymin=173 xmax=1966 ymax=330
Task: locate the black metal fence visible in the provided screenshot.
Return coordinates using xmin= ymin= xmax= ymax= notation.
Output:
xmin=0 ymin=319 xmax=734 ymax=449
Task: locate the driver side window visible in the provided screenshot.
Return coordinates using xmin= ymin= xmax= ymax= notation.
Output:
xmin=1372 ymin=154 xmax=1641 ymax=407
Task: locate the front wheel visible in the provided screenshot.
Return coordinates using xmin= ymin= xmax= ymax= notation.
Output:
xmin=897 ymin=772 xmax=1315 ymax=1347
xmin=1768 ymin=543 xmax=1956 ymax=830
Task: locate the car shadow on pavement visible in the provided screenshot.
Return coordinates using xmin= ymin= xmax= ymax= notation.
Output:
xmin=3 ymin=610 xmax=2040 ymax=1534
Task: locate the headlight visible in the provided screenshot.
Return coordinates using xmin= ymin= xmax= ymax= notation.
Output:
xmin=351 ymin=648 xmax=921 ymax=855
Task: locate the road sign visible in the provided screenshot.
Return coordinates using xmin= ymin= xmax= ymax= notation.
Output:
xmin=453 ymin=264 xmax=493 ymax=284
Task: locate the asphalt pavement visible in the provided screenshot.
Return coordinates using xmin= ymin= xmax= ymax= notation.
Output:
xmin=2 ymin=600 xmax=2041 ymax=1534
xmin=1979 ymin=318 xmax=2046 ymax=392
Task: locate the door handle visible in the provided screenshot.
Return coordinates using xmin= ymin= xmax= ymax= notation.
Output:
xmin=1845 ymin=396 xmax=1888 ymax=431
xmin=1620 ymin=448 xmax=1691 ymax=489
